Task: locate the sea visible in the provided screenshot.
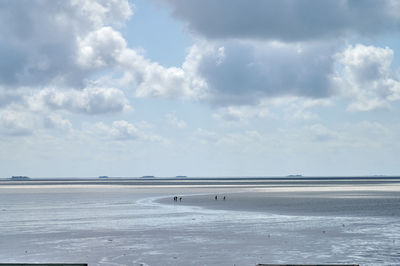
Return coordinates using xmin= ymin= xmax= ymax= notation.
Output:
xmin=0 ymin=177 xmax=399 ymax=266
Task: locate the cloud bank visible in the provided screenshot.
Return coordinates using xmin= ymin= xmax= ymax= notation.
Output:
xmin=1 ymin=0 xmax=400 ymax=141
xmin=148 ymin=0 xmax=400 ymax=113
xmin=158 ymin=0 xmax=400 ymax=41
xmin=2 ymin=0 xmax=398 ymax=117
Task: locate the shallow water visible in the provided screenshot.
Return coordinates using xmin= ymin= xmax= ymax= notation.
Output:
xmin=0 ymin=181 xmax=399 ymax=266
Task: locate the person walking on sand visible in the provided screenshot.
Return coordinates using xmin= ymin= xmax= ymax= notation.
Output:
xmin=215 ymin=195 xmax=218 ymax=200
xmin=223 ymin=196 xmax=226 ymax=200
xmin=179 ymin=197 xmax=182 ymax=201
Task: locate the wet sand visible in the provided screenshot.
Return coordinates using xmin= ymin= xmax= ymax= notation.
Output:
xmin=155 ymin=178 xmax=400 ymax=217
xmin=1 ymin=178 xmax=400 ymax=265
xmin=158 ymin=190 xmax=400 ymax=217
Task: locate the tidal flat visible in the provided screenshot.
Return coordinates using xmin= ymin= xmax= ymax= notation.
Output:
xmin=0 ymin=178 xmax=399 ymax=266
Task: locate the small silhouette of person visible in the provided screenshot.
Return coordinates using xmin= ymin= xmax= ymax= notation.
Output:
xmin=215 ymin=195 xmax=218 ymax=200
xmin=179 ymin=197 xmax=182 ymax=201
xmin=223 ymin=196 xmax=226 ymax=200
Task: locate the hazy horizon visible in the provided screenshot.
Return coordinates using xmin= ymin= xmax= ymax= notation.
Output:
xmin=3 ymin=174 xmax=400 ymax=179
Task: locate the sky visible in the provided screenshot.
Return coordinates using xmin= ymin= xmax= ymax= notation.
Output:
xmin=1 ymin=0 xmax=400 ymax=178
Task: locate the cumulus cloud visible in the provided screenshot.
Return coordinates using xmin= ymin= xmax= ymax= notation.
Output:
xmin=182 ymin=41 xmax=338 ymax=106
xmin=0 ymin=110 xmax=35 ymax=136
xmin=1 ymin=0 xmax=399 ymax=120
xmin=176 ymin=41 xmax=400 ymax=111
xmin=276 ymin=97 xmax=332 ymax=120
xmin=95 ymin=120 xmax=139 ymax=140
xmin=213 ymin=105 xmax=269 ymax=123
xmin=157 ymin=0 xmax=400 ymax=41
xmin=43 ymin=114 xmax=72 ymax=132
xmin=0 ymin=109 xmax=74 ymax=137
xmin=28 ymin=86 xmax=131 ymax=114
xmin=0 ymin=0 xmax=215 ymax=149
xmin=213 ymin=97 xmax=331 ymax=123
xmin=88 ymin=120 xmax=164 ymax=142
xmin=77 ymin=26 xmax=127 ymax=69
xmin=335 ymin=44 xmax=400 ymax=111
xmin=149 ymin=0 xmax=400 ymax=110
xmin=0 ymin=0 xmax=132 ymax=89
xmin=0 ymin=0 xmax=368 ymax=113
xmin=117 ymin=48 xmax=206 ymax=100
xmin=0 ymin=0 xmax=207 ymax=113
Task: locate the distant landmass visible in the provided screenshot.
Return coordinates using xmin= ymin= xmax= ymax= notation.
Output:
xmin=98 ymin=176 xmax=109 ymax=179
xmin=11 ymin=176 xmax=30 ymax=180
xmin=286 ymin=174 xmax=303 ymax=178
xmin=141 ymin=176 xmax=155 ymax=178
xmin=176 ymin=175 xmax=187 ymax=178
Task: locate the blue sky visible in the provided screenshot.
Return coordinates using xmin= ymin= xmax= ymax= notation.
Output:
xmin=1 ymin=0 xmax=400 ymax=177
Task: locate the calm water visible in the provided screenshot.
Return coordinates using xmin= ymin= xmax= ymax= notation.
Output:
xmin=0 ymin=180 xmax=399 ymax=265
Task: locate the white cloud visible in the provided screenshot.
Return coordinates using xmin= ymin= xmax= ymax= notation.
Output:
xmin=213 ymin=105 xmax=269 ymax=123
xmin=0 ymin=110 xmax=36 ymax=136
xmin=43 ymin=114 xmax=72 ymax=132
xmin=117 ymin=48 xmax=206 ymax=100
xmin=28 ymin=86 xmax=131 ymax=114
xmin=134 ymin=65 xmax=190 ymax=98
xmin=180 ymin=40 xmax=338 ymax=106
xmin=0 ymin=109 xmax=74 ymax=137
xmin=146 ymin=1 xmax=400 ymax=112
xmin=1 ymin=0 xmax=400 ymax=115
xmin=213 ymin=97 xmax=331 ymax=123
xmin=278 ymin=97 xmax=332 ymax=121
xmin=97 ymin=120 xmax=139 ymax=140
xmin=0 ymin=0 xmax=361 ymax=113
xmin=213 ymin=107 xmax=248 ymax=122
xmin=0 ymin=0 xmax=133 ymax=88
xmin=77 ymin=26 xmax=127 ymax=69
xmin=335 ymin=44 xmax=400 ymax=111
xmin=75 ymin=0 xmax=132 ymax=28
xmin=0 ymin=0 xmax=208 ymax=114
xmin=87 ymin=120 xmax=165 ymax=142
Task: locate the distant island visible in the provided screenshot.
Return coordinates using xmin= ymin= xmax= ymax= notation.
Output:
xmin=286 ymin=174 xmax=303 ymax=178
xmin=98 ymin=176 xmax=109 ymax=179
xmin=176 ymin=176 xmax=187 ymax=178
xmin=11 ymin=176 xmax=30 ymax=180
xmin=141 ymin=176 xmax=155 ymax=178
